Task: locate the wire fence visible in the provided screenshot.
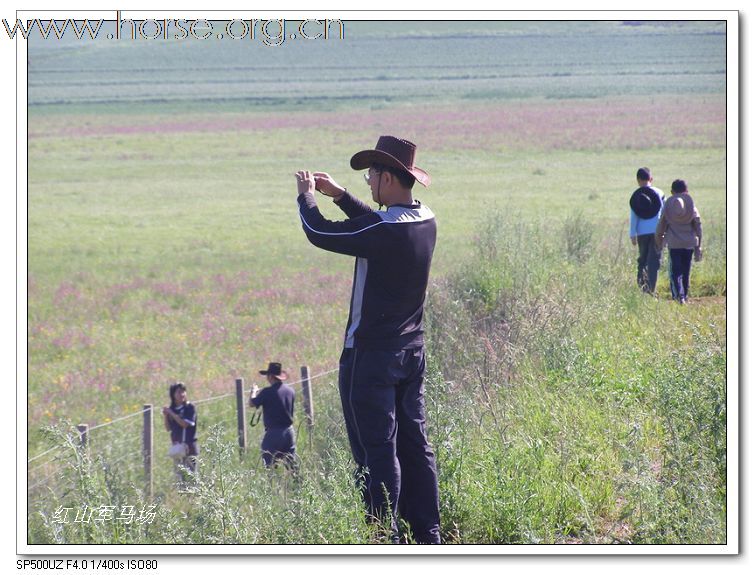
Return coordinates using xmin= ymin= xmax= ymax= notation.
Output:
xmin=27 ymin=366 xmax=341 ymax=510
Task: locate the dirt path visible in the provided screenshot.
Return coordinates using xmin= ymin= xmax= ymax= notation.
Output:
xmin=685 ymin=295 xmax=726 ymax=307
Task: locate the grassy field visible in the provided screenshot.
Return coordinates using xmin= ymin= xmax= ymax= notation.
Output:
xmin=26 ymin=20 xmax=728 ymax=545
xmin=27 ymin=20 xmax=724 ymax=107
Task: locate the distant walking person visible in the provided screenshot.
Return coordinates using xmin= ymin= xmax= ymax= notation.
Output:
xmin=655 ymin=179 xmax=703 ymax=304
xmin=629 ymin=167 xmax=665 ymax=293
xmin=295 ymin=136 xmax=441 ymax=544
xmin=162 ymin=382 xmax=198 ymax=485
xmin=250 ymin=362 xmax=297 ymax=470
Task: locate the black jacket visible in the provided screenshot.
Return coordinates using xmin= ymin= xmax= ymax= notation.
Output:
xmin=298 ymin=191 xmax=436 ymax=350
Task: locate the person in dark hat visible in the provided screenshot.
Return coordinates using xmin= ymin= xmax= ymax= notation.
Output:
xmin=249 ymin=362 xmax=297 ymax=470
xmin=655 ymin=179 xmax=703 ymax=304
xmin=294 ymin=136 xmax=440 ymax=544
xmin=629 ymin=167 xmax=665 ymax=293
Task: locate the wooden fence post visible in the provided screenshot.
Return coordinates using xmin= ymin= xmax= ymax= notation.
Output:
xmin=300 ymin=365 xmax=314 ymax=428
xmin=143 ymin=404 xmax=153 ymax=499
xmin=235 ymin=378 xmax=247 ymax=459
xmin=76 ymin=423 xmax=89 ymax=448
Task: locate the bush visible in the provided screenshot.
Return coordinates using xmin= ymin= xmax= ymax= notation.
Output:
xmin=562 ymin=210 xmax=595 ymax=264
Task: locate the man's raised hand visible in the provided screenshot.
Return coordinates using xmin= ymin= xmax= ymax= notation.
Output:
xmin=295 ymin=170 xmax=316 ymax=196
xmin=313 ymin=172 xmax=346 ymax=200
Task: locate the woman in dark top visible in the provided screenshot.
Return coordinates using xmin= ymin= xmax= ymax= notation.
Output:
xmin=162 ymin=382 xmax=198 ymax=483
xmin=250 ymin=363 xmax=296 ymax=470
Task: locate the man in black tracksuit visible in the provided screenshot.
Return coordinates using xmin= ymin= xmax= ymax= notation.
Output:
xmin=295 ymin=136 xmax=441 ymax=544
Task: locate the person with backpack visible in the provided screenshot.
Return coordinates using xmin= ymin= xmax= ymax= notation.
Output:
xmin=629 ymin=167 xmax=665 ymax=293
xmin=655 ymin=179 xmax=703 ymax=304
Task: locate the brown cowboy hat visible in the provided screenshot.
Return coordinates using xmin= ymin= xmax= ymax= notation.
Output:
xmin=350 ymin=136 xmax=431 ymax=187
xmin=259 ymin=362 xmax=288 ymax=381
xmin=665 ymin=193 xmax=696 ymax=225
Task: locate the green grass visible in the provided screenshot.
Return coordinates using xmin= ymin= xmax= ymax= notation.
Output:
xmin=423 ymin=210 xmax=725 ymax=543
xmin=28 ymin=208 xmax=726 ymax=544
xmin=27 ymin=20 xmax=725 ymax=110
xmin=26 ymin=109 xmax=725 ymax=436
xmin=26 ymin=101 xmax=727 ymax=544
